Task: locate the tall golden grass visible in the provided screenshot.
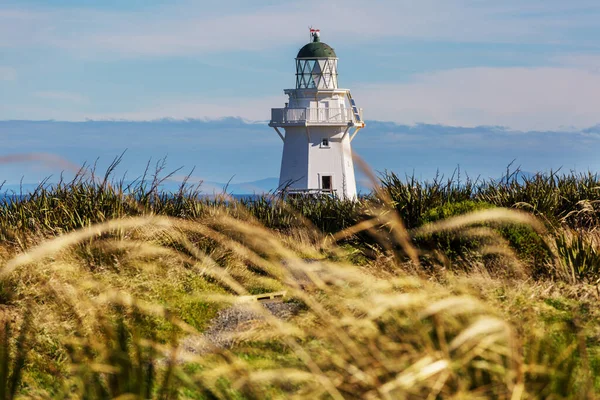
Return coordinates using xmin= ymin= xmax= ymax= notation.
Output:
xmin=0 ymin=159 xmax=597 ymax=398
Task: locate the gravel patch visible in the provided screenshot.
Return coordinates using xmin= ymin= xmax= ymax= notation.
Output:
xmin=181 ymin=301 xmax=301 ymax=356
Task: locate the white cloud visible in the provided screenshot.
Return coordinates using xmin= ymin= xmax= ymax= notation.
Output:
xmin=0 ymin=152 xmax=81 ymax=173
xmin=0 ymin=66 xmax=16 ymax=81
xmin=86 ymin=96 xmax=286 ymax=121
xmin=554 ymin=54 xmax=600 ymax=72
xmin=9 ymin=66 xmax=600 ymax=131
xmin=34 ymin=91 xmax=89 ymax=104
xmin=352 ymin=66 xmax=600 ymax=131
xmin=0 ymin=9 xmax=52 ymax=47
xmin=32 ymin=94 xmax=286 ymax=122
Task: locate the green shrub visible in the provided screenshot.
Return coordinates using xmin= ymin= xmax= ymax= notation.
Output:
xmin=414 ymin=201 xmax=493 ymax=261
xmin=419 ymin=200 xmax=494 ymax=225
xmin=415 ymin=201 xmax=552 ymax=272
xmin=379 ymin=168 xmax=600 ymax=231
xmin=554 ymin=231 xmax=600 ymax=284
xmin=499 ymin=224 xmax=551 ymax=268
xmin=379 ymin=171 xmax=477 ymax=229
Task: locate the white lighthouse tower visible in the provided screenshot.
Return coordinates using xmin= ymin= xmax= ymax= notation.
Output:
xmin=269 ymin=29 xmax=364 ymax=199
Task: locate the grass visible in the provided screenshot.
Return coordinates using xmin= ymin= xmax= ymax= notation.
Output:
xmin=0 ymin=161 xmax=598 ymax=397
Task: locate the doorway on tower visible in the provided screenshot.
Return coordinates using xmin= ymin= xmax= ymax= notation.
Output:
xmin=321 ymin=175 xmax=333 ymax=193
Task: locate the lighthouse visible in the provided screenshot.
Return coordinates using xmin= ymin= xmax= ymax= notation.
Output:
xmin=269 ymin=29 xmax=365 ymax=199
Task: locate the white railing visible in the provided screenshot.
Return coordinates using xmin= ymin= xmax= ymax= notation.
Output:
xmin=280 ymin=188 xmax=337 ymax=198
xmin=271 ymin=107 xmax=362 ymax=125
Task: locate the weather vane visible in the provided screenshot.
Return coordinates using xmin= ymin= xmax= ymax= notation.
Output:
xmin=309 ymin=27 xmax=320 ymax=42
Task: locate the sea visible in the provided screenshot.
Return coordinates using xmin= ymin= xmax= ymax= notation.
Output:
xmin=0 ymin=193 xmax=266 ymax=203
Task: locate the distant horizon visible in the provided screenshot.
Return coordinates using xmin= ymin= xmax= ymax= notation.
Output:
xmin=0 ymin=167 xmax=596 ymax=197
xmin=1 ymin=119 xmax=599 ymax=191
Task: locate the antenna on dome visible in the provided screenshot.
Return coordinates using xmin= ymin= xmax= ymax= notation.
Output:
xmin=309 ymin=27 xmax=320 ymax=42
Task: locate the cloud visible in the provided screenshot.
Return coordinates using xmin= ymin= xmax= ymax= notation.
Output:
xmin=0 ymin=67 xmax=16 ymax=81
xmin=4 ymin=60 xmax=598 ymax=131
xmin=2 ymin=0 xmax=600 ymax=57
xmin=81 ymin=95 xmax=285 ymax=122
xmin=1 ymin=91 xmax=286 ymax=122
xmin=353 ymin=66 xmax=600 ymax=131
xmin=554 ymin=54 xmax=600 ymax=72
xmin=89 ymin=64 xmax=600 ymax=131
xmin=34 ymin=91 xmax=89 ymax=104
xmin=0 ymin=152 xmax=81 ymax=173
xmin=9 ymin=64 xmax=600 ymax=131
xmin=0 ymin=9 xmax=52 ymax=48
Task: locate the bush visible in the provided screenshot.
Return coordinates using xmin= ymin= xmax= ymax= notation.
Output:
xmin=419 ymin=200 xmax=494 ymax=225
xmin=379 ymin=170 xmax=478 ymax=229
xmin=415 ymin=201 xmax=495 ymax=261
xmin=415 ymin=201 xmax=551 ymax=267
xmin=499 ymin=224 xmax=551 ymax=268
xmin=554 ymin=230 xmax=600 ymax=284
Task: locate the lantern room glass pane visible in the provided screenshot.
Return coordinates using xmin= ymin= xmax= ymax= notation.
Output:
xmin=311 ymin=61 xmax=321 ymax=74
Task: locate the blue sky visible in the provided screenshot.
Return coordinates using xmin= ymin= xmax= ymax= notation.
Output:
xmin=2 ymin=0 xmax=600 ymax=130
xmin=0 ymin=1 xmax=600 ymax=186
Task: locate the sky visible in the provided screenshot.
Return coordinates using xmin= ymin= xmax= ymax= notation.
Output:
xmin=0 ymin=1 xmax=599 ymax=187
xmin=1 ymin=0 xmax=600 ymax=130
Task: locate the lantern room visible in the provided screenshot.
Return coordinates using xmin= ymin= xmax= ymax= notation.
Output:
xmin=295 ymin=30 xmax=338 ymax=89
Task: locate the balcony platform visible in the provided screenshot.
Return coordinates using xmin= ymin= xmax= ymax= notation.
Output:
xmin=269 ymin=107 xmax=363 ymax=127
xmin=277 ymin=188 xmax=337 ymax=198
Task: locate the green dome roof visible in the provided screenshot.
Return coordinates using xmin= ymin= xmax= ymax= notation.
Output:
xmin=296 ymin=41 xmax=336 ymax=58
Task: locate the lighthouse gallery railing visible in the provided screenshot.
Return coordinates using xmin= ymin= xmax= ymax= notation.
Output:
xmin=270 ymin=107 xmax=363 ymax=125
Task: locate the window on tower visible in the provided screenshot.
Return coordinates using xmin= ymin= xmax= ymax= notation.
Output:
xmin=321 ymin=138 xmax=329 ymax=148
xmin=321 ymin=175 xmax=332 ymax=191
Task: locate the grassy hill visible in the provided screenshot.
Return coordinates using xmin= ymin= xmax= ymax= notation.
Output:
xmin=0 ymin=163 xmax=599 ymax=398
